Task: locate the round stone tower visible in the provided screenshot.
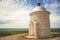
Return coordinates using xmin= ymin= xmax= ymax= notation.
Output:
xmin=29 ymin=3 xmax=52 ymax=38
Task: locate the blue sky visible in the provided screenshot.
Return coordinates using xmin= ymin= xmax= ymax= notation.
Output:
xmin=0 ymin=0 xmax=60 ymax=28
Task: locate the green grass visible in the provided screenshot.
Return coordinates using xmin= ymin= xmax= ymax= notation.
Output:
xmin=0 ymin=28 xmax=60 ymax=37
xmin=10 ymin=30 xmax=28 ymax=34
xmin=51 ymin=28 xmax=60 ymax=32
xmin=0 ymin=29 xmax=28 ymax=37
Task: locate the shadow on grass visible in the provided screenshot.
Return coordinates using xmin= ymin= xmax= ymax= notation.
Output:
xmin=53 ymin=34 xmax=60 ymax=37
xmin=0 ymin=32 xmax=12 ymax=37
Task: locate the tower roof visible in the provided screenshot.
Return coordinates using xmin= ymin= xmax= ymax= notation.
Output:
xmin=33 ymin=3 xmax=46 ymax=11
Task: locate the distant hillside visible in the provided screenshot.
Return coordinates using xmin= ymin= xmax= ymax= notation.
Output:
xmin=0 ymin=28 xmax=60 ymax=32
xmin=0 ymin=28 xmax=28 ymax=31
xmin=51 ymin=28 xmax=60 ymax=32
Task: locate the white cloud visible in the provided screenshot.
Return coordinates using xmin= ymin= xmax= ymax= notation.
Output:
xmin=0 ymin=0 xmax=33 ymax=28
xmin=44 ymin=0 xmax=60 ymax=28
xmin=50 ymin=15 xmax=60 ymax=23
xmin=0 ymin=0 xmax=60 ymax=28
xmin=0 ymin=0 xmax=32 ymax=20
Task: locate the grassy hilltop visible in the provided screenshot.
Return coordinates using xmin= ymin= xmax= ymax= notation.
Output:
xmin=0 ymin=28 xmax=60 ymax=37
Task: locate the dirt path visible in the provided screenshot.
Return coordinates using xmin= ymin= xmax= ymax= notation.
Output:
xmin=0 ymin=33 xmax=60 ymax=40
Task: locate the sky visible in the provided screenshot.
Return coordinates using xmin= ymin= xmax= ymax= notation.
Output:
xmin=0 ymin=0 xmax=60 ymax=28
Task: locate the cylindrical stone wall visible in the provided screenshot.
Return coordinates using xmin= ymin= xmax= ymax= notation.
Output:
xmin=29 ymin=11 xmax=52 ymax=38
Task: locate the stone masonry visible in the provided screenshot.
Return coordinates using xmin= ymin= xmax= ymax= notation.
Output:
xmin=29 ymin=11 xmax=52 ymax=38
